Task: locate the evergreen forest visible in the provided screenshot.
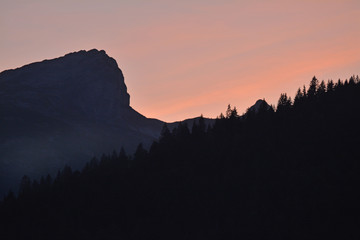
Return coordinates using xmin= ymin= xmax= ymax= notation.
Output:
xmin=1 ymin=76 xmax=360 ymax=240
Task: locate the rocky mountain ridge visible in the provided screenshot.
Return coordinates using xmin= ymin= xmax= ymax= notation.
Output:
xmin=0 ymin=49 xmax=264 ymax=196
xmin=0 ymin=49 xmax=164 ymax=195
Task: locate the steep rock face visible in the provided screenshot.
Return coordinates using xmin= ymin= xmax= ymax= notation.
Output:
xmin=0 ymin=49 xmax=163 ymax=196
xmin=0 ymin=49 xmax=130 ymax=120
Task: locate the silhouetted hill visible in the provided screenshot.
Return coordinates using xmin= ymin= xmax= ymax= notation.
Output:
xmin=0 ymin=49 xmax=219 ymax=197
xmin=0 ymin=49 xmax=165 ymax=195
xmin=247 ymin=99 xmax=270 ymax=113
xmin=1 ymin=76 xmax=359 ymax=239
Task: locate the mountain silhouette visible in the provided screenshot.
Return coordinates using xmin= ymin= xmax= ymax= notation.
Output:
xmin=247 ymin=99 xmax=270 ymax=113
xmin=0 ymin=49 xmax=168 ymax=195
xmin=0 ymin=49 xmax=270 ymax=195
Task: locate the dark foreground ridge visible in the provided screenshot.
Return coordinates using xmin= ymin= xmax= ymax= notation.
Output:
xmin=1 ymin=76 xmax=359 ymax=239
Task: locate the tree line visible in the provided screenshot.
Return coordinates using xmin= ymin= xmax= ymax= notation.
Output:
xmin=1 ymin=75 xmax=360 ymax=239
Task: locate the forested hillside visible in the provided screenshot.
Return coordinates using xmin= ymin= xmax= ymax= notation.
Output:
xmin=1 ymin=76 xmax=359 ymax=240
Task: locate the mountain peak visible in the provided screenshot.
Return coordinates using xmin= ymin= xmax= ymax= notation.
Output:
xmin=63 ymin=49 xmax=109 ymax=62
xmin=0 ymin=49 xmax=130 ymax=119
xmin=248 ymin=99 xmax=270 ymax=113
xmin=0 ymin=50 xmax=164 ymax=196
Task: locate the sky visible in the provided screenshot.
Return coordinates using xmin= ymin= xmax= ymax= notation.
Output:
xmin=1 ymin=0 xmax=360 ymax=122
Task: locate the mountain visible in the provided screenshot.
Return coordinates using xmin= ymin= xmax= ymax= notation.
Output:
xmin=247 ymin=99 xmax=270 ymax=113
xmin=0 ymin=49 xmax=265 ymax=196
xmin=0 ymin=49 xmax=167 ymax=195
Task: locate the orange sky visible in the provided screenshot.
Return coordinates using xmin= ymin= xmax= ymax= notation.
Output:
xmin=1 ymin=0 xmax=360 ymax=122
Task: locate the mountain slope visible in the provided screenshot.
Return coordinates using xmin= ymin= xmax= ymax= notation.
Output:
xmin=0 ymin=49 xmax=264 ymax=195
xmin=0 ymin=49 xmax=164 ymax=195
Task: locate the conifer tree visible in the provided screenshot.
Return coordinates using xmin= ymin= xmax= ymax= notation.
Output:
xmin=302 ymin=85 xmax=307 ymax=97
xmin=134 ymin=143 xmax=148 ymax=166
xmin=160 ymin=123 xmax=171 ymax=141
xmin=327 ymin=80 xmax=334 ymax=92
xmin=349 ymin=76 xmax=356 ymax=85
xmin=308 ymin=76 xmax=319 ymax=97
xmin=226 ymin=104 xmax=232 ymax=118
xmin=335 ymin=79 xmax=343 ymax=88
xmin=317 ymin=80 xmax=326 ymax=94
xmin=230 ymin=106 xmax=239 ymax=119
xmin=19 ymin=175 xmax=32 ymax=196
xmin=294 ymin=88 xmax=304 ymax=105
xmin=277 ymin=93 xmax=292 ymax=112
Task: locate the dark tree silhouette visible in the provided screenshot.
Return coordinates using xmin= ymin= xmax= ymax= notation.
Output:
xmin=1 ymin=75 xmax=359 ymax=240
xmin=327 ymin=79 xmax=334 ymax=92
xmin=317 ymin=80 xmax=326 ymax=94
xmin=294 ymin=88 xmax=304 ymax=105
xmin=18 ymin=175 xmax=32 ymax=196
xmin=308 ymin=76 xmax=319 ymax=97
xmin=277 ymin=93 xmax=292 ymax=111
xmin=225 ymin=104 xmax=232 ymax=118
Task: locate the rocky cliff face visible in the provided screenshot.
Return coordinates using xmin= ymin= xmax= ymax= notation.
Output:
xmin=0 ymin=49 xmax=163 ymax=196
xmin=0 ymin=49 xmax=130 ymax=121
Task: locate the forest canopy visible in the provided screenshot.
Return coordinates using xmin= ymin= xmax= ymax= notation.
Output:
xmin=1 ymin=75 xmax=360 ymax=240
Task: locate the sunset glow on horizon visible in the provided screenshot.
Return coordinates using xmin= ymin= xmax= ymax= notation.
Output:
xmin=1 ymin=0 xmax=359 ymax=122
